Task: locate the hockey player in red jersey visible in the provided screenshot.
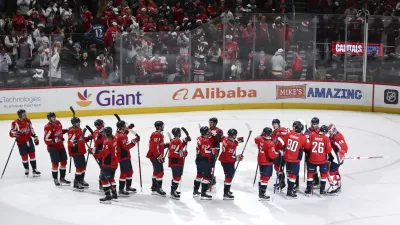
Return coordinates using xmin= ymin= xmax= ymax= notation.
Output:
xmin=256 ymin=127 xmax=281 ymax=201
xmin=194 ymin=126 xmax=219 ymax=200
xmin=305 ymin=117 xmax=321 ymax=187
xmin=271 ymin=119 xmax=288 ymax=191
xmin=208 ymin=117 xmax=223 ymax=186
xmin=67 ymin=117 xmax=92 ymax=191
xmin=90 ymin=126 xmax=119 ymax=203
xmin=280 ymin=123 xmax=310 ymax=199
xmin=146 ymin=121 xmax=169 ymax=196
xmin=168 ymin=128 xmax=191 ymax=200
xmin=44 ymin=112 xmax=70 ymax=186
xmin=218 ymin=129 xmax=244 ymax=200
xmin=327 ymin=124 xmax=348 ymax=194
xmin=92 ymin=119 xmax=106 ymax=190
xmin=116 ymin=120 xmax=139 ymax=196
xmin=9 ymin=109 xmax=41 ymax=177
xmin=304 ymin=125 xmax=332 ymax=196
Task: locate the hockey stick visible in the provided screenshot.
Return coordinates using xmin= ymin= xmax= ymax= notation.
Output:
xmin=344 ymin=156 xmax=391 ymax=160
xmin=114 ymin=114 xmax=121 ymax=121
xmin=1 ymin=139 xmax=17 ymax=179
xmin=82 ymin=127 xmax=92 ymax=167
xmin=68 ymin=106 xmax=76 ymax=174
xmin=252 ymin=164 xmax=259 ymax=187
xmin=232 ymin=123 xmax=252 ymax=179
xmin=179 ymin=127 xmax=190 ymax=192
xmin=129 ymin=129 xmax=143 ymax=192
xmin=304 ymin=124 xmax=308 ymax=183
xmin=164 ymin=132 xmax=172 ymax=158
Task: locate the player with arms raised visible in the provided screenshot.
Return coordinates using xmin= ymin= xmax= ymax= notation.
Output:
xmin=44 ymin=112 xmax=70 ymax=186
xmin=9 ymin=109 xmax=41 ymax=177
xmin=304 ymin=125 xmax=332 ymax=196
xmin=116 ymin=120 xmax=139 ymax=196
xmin=168 ymin=128 xmax=191 ymax=200
xmin=327 ymin=124 xmax=348 ymax=194
xmin=90 ymin=126 xmax=119 ymax=203
xmin=305 ymin=117 xmax=321 ymax=187
xmin=257 ymin=127 xmax=281 ymax=200
xmin=218 ymin=129 xmax=244 ymax=200
xmin=147 ymin=121 xmax=169 ymax=196
xmin=67 ymin=117 xmax=92 ymax=191
xmin=208 ymin=117 xmax=223 ymax=186
xmin=271 ymin=119 xmax=288 ymax=191
xmin=280 ymin=123 xmax=310 ymax=199
xmin=194 ymin=126 xmax=218 ymax=200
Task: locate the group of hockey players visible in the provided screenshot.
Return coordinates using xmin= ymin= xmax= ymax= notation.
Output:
xmin=9 ymin=109 xmax=347 ymax=203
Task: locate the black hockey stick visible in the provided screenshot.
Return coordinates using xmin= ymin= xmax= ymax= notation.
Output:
xmin=114 ymin=114 xmax=121 ymax=121
xmin=252 ymin=164 xmax=259 ymax=187
xmin=68 ymin=106 xmax=76 ymax=174
xmin=1 ymin=139 xmax=17 ymax=179
xmin=85 ymin=126 xmax=94 ymax=167
xmin=179 ymin=127 xmax=190 ymax=192
xmin=129 ymin=129 xmax=143 ymax=192
xmin=232 ymin=123 xmax=252 ymax=179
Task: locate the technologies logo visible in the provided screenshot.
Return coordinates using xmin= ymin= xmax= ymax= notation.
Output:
xmin=76 ymin=89 xmax=92 ymax=107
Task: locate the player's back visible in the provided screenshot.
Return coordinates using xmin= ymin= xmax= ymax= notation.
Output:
xmin=102 ymin=137 xmax=119 ymax=168
xmin=308 ymin=133 xmax=332 ymax=164
xmin=284 ymin=132 xmax=308 ymax=162
xmin=219 ymin=136 xmax=238 ymax=164
xmin=331 ymin=132 xmax=348 ymax=153
xmin=169 ymin=138 xmax=183 ymax=157
xmin=197 ymin=136 xmax=212 ymax=159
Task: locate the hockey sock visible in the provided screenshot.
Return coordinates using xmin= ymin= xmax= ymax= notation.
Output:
xmin=75 ymin=173 xmax=82 ymax=181
xmin=82 ymin=172 xmax=86 ymax=180
xmin=126 ymin=179 xmax=132 ymax=188
xmin=29 ymin=160 xmax=37 ymax=170
xmin=151 ymin=178 xmax=156 ymax=189
xmin=288 ymin=180 xmax=294 ymax=192
xmin=60 ymin=168 xmax=66 ymax=179
xmin=119 ymin=180 xmax=126 ymax=191
xmin=171 ymin=180 xmax=179 ymax=192
xmin=52 ymin=171 xmax=58 ymax=180
xmin=224 ymin=184 xmax=231 ymax=194
xmin=103 ymin=185 xmax=111 ymax=194
xmin=259 ymin=185 xmax=267 ymax=195
xmin=156 ymin=180 xmax=163 ymax=188
xmin=22 ymin=162 xmax=29 ymax=170
xmin=194 ymin=180 xmax=201 ymax=191
xmin=201 ymin=183 xmax=209 ymax=194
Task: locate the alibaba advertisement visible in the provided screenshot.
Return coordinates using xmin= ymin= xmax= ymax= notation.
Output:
xmin=331 ymin=41 xmax=384 ymax=56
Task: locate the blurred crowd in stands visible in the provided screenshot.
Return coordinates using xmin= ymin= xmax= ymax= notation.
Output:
xmin=0 ymin=0 xmax=400 ymax=88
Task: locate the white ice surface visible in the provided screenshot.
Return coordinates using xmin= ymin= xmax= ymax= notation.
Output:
xmin=0 ymin=109 xmax=399 ymax=225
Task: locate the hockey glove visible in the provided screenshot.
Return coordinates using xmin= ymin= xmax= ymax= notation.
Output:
xmin=183 ymin=150 xmax=188 ymax=157
xmin=131 ymin=136 xmax=140 ymax=144
xmin=212 ymin=148 xmax=220 ymax=155
xmin=164 ymin=143 xmax=170 ymax=149
xmin=33 ymin=136 xmax=39 ymax=146
xmin=62 ymin=129 xmax=69 ymax=134
xmin=14 ymin=131 xmax=22 ymax=137
xmin=128 ymin=123 xmax=135 ymax=129
xmin=157 ymin=154 xmax=165 ymax=163
xmin=236 ymin=137 xmax=244 ymax=143
xmin=88 ymin=148 xmax=94 ymax=154
xmin=236 ymin=154 xmax=244 ymax=161
xmin=184 ymin=136 xmax=191 ymax=142
xmin=73 ymin=139 xmax=78 ymax=145
xmin=97 ymin=133 xmax=102 ymax=139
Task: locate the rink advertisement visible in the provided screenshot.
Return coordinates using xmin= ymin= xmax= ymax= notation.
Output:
xmin=0 ymin=81 xmax=377 ymax=120
xmin=374 ymin=84 xmax=400 ymax=113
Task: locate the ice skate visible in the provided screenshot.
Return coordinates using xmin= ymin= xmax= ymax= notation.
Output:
xmin=305 ymin=186 xmax=312 ymax=197
xmin=223 ymin=192 xmax=234 ymax=200
xmin=193 ymin=180 xmax=201 ymax=198
xmin=319 ymin=184 xmax=327 ymax=197
xmin=223 ymin=184 xmax=234 ymax=200
xmin=99 ymin=194 xmax=112 ymax=204
xmin=111 ymin=190 xmax=118 ymax=201
xmin=126 ymin=180 xmax=137 ymax=193
xmin=152 ymin=180 xmax=166 ymax=197
xmin=286 ymin=189 xmax=297 ymax=199
xmin=259 ymin=185 xmax=270 ymax=201
xmin=60 ymin=178 xmax=71 ymax=186
xmin=80 ymin=180 xmax=89 ymax=189
xmin=73 ymin=180 xmax=84 ymax=192
xmin=200 ymin=183 xmax=212 ymax=200
xmin=170 ymin=181 xmax=180 ymax=200
xmin=32 ymin=169 xmax=41 ymax=177
xmin=118 ymin=189 xmax=130 ymax=197
xmin=171 ymin=189 xmax=180 ymax=200
xmin=54 ymin=179 xmax=60 ymax=186
xmin=25 ymin=169 xmax=29 ymax=176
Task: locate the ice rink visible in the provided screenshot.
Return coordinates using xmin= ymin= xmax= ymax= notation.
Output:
xmin=0 ymin=109 xmax=399 ymax=225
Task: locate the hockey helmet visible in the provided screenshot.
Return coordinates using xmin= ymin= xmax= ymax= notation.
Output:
xmin=272 ymin=119 xmax=280 ymax=126
xmin=311 ymin=117 xmax=320 ymax=125
xmin=154 ymin=121 xmax=164 ymax=130
xmin=172 ymin=127 xmax=181 ymax=137
xmin=102 ymin=126 xmax=113 ymax=136
xmin=47 ymin=112 xmax=56 ymax=120
xmin=209 ymin=117 xmax=218 ymax=124
xmin=227 ymin=129 xmax=238 ymax=138
xmin=294 ymin=123 xmax=304 ymax=133
xmin=94 ymin=119 xmax=105 ymax=128
xmin=320 ymin=125 xmax=329 ymax=134
xmin=262 ymin=127 xmax=273 ymax=137
xmin=71 ymin=117 xmax=80 ymax=125
xmin=116 ymin=120 xmax=126 ymax=129
xmin=200 ymin=126 xmax=209 ymax=136
xmin=17 ymin=109 xmax=26 ymax=118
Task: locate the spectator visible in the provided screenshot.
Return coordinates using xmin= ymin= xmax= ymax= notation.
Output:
xmin=0 ymin=48 xmax=12 ymax=87
xmin=344 ymin=4 xmax=358 ymax=15
xmin=4 ymin=28 xmax=19 ymax=68
xmin=292 ymin=50 xmax=303 ymax=79
xmin=367 ymin=49 xmax=382 ymax=82
xmin=17 ymin=0 xmax=31 ymax=15
xmin=271 ymin=48 xmax=286 ymax=79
